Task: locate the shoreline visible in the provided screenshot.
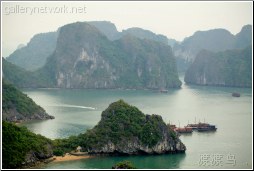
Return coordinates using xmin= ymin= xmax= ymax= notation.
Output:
xmin=50 ymin=153 xmax=93 ymax=163
xmin=21 ymin=153 xmax=93 ymax=169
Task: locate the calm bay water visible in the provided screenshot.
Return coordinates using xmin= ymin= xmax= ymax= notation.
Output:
xmin=21 ymin=79 xmax=252 ymax=169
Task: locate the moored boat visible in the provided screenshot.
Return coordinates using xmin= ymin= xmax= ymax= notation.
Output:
xmin=186 ymin=122 xmax=209 ymax=130
xmin=186 ymin=121 xmax=217 ymax=132
xmin=197 ymin=124 xmax=217 ymax=132
xmin=160 ymin=89 xmax=168 ymax=93
xmin=232 ymin=92 xmax=240 ymax=97
xmin=174 ymin=127 xmax=193 ymax=133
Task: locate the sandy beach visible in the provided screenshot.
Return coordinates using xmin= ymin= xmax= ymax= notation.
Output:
xmin=51 ymin=153 xmax=93 ymax=162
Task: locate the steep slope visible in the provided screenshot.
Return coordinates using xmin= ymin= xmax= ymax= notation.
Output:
xmin=235 ymin=24 xmax=252 ymax=49
xmin=78 ymin=100 xmax=186 ymax=154
xmin=41 ymin=22 xmax=181 ymax=89
xmin=7 ymin=32 xmax=58 ymax=71
xmin=184 ymin=46 xmax=252 ymax=87
xmin=2 ymin=121 xmax=54 ymax=168
xmin=2 ymin=80 xmax=54 ymax=122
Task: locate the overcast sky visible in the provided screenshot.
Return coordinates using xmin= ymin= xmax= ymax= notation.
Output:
xmin=1 ymin=1 xmax=253 ymax=57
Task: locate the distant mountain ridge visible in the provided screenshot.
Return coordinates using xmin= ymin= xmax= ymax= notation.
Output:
xmin=7 ymin=32 xmax=58 ymax=71
xmin=6 ymin=21 xmax=251 ymax=74
xmin=6 ymin=21 xmax=176 ymax=71
xmin=174 ymin=24 xmax=252 ymax=72
xmin=3 ymin=21 xmax=252 ymax=88
xmin=3 ymin=22 xmax=181 ymax=89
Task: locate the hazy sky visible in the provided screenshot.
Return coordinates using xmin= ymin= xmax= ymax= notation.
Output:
xmin=1 ymin=1 xmax=253 ymax=57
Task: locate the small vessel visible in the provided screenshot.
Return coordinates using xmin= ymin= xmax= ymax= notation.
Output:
xmin=160 ymin=89 xmax=168 ymax=93
xmin=186 ymin=117 xmax=217 ymax=132
xmin=186 ymin=122 xmax=209 ymax=130
xmin=232 ymin=92 xmax=240 ymax=97
xmin=197 ymin=124 xmax=217 ymax=132
xmin=174 ymin=127 xmax=193 ymax=133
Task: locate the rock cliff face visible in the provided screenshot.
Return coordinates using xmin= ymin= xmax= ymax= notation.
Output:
xmin=88 ymin=132 xmax=185 ymax=155
xmin=22 ymin=145 xmax=53 ymax=167
xmin=42 ymin=22 xmax=181 ymax=89
xmin=184 ymin=46 xmax=252 ymax=87
xmin=82 ymin=100 xmax=186 ymax=155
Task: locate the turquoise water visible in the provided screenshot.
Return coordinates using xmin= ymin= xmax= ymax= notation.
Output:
xmin=21 ymin=80 xmax=252 ymax=169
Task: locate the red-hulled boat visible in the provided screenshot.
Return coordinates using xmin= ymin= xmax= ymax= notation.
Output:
xmin=174 ymin=127 xmax=193 ymax=133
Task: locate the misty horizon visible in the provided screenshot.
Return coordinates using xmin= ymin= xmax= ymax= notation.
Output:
xmin=2 ymin=1 xmax=252 ymax=57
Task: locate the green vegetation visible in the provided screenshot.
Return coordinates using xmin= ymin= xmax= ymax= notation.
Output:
xmin=83 ymin=100 xmax=147 ymax=148
xmin=140 ymin=115 xmax=163 ymax=147
xmin=2 ymin=121 xmax=53 ymax=169
xmin=167 ymin=124 xmax=177 ymax=140
xmin=112 ymin=160 xmax=136 ymax=169
xmin=2 ymin=80 xmax=54 ymax=121
xmin=57 ymin=100 xmax=171 ymax=152
xmin=52 ymin=135 xmax=81 ymax=155
xmin=52 ymin=149 xmax=64 ymax=156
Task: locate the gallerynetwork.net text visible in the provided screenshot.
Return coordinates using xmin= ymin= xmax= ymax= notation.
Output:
xmin=4 ymin=5 xmax=86 ymax=15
